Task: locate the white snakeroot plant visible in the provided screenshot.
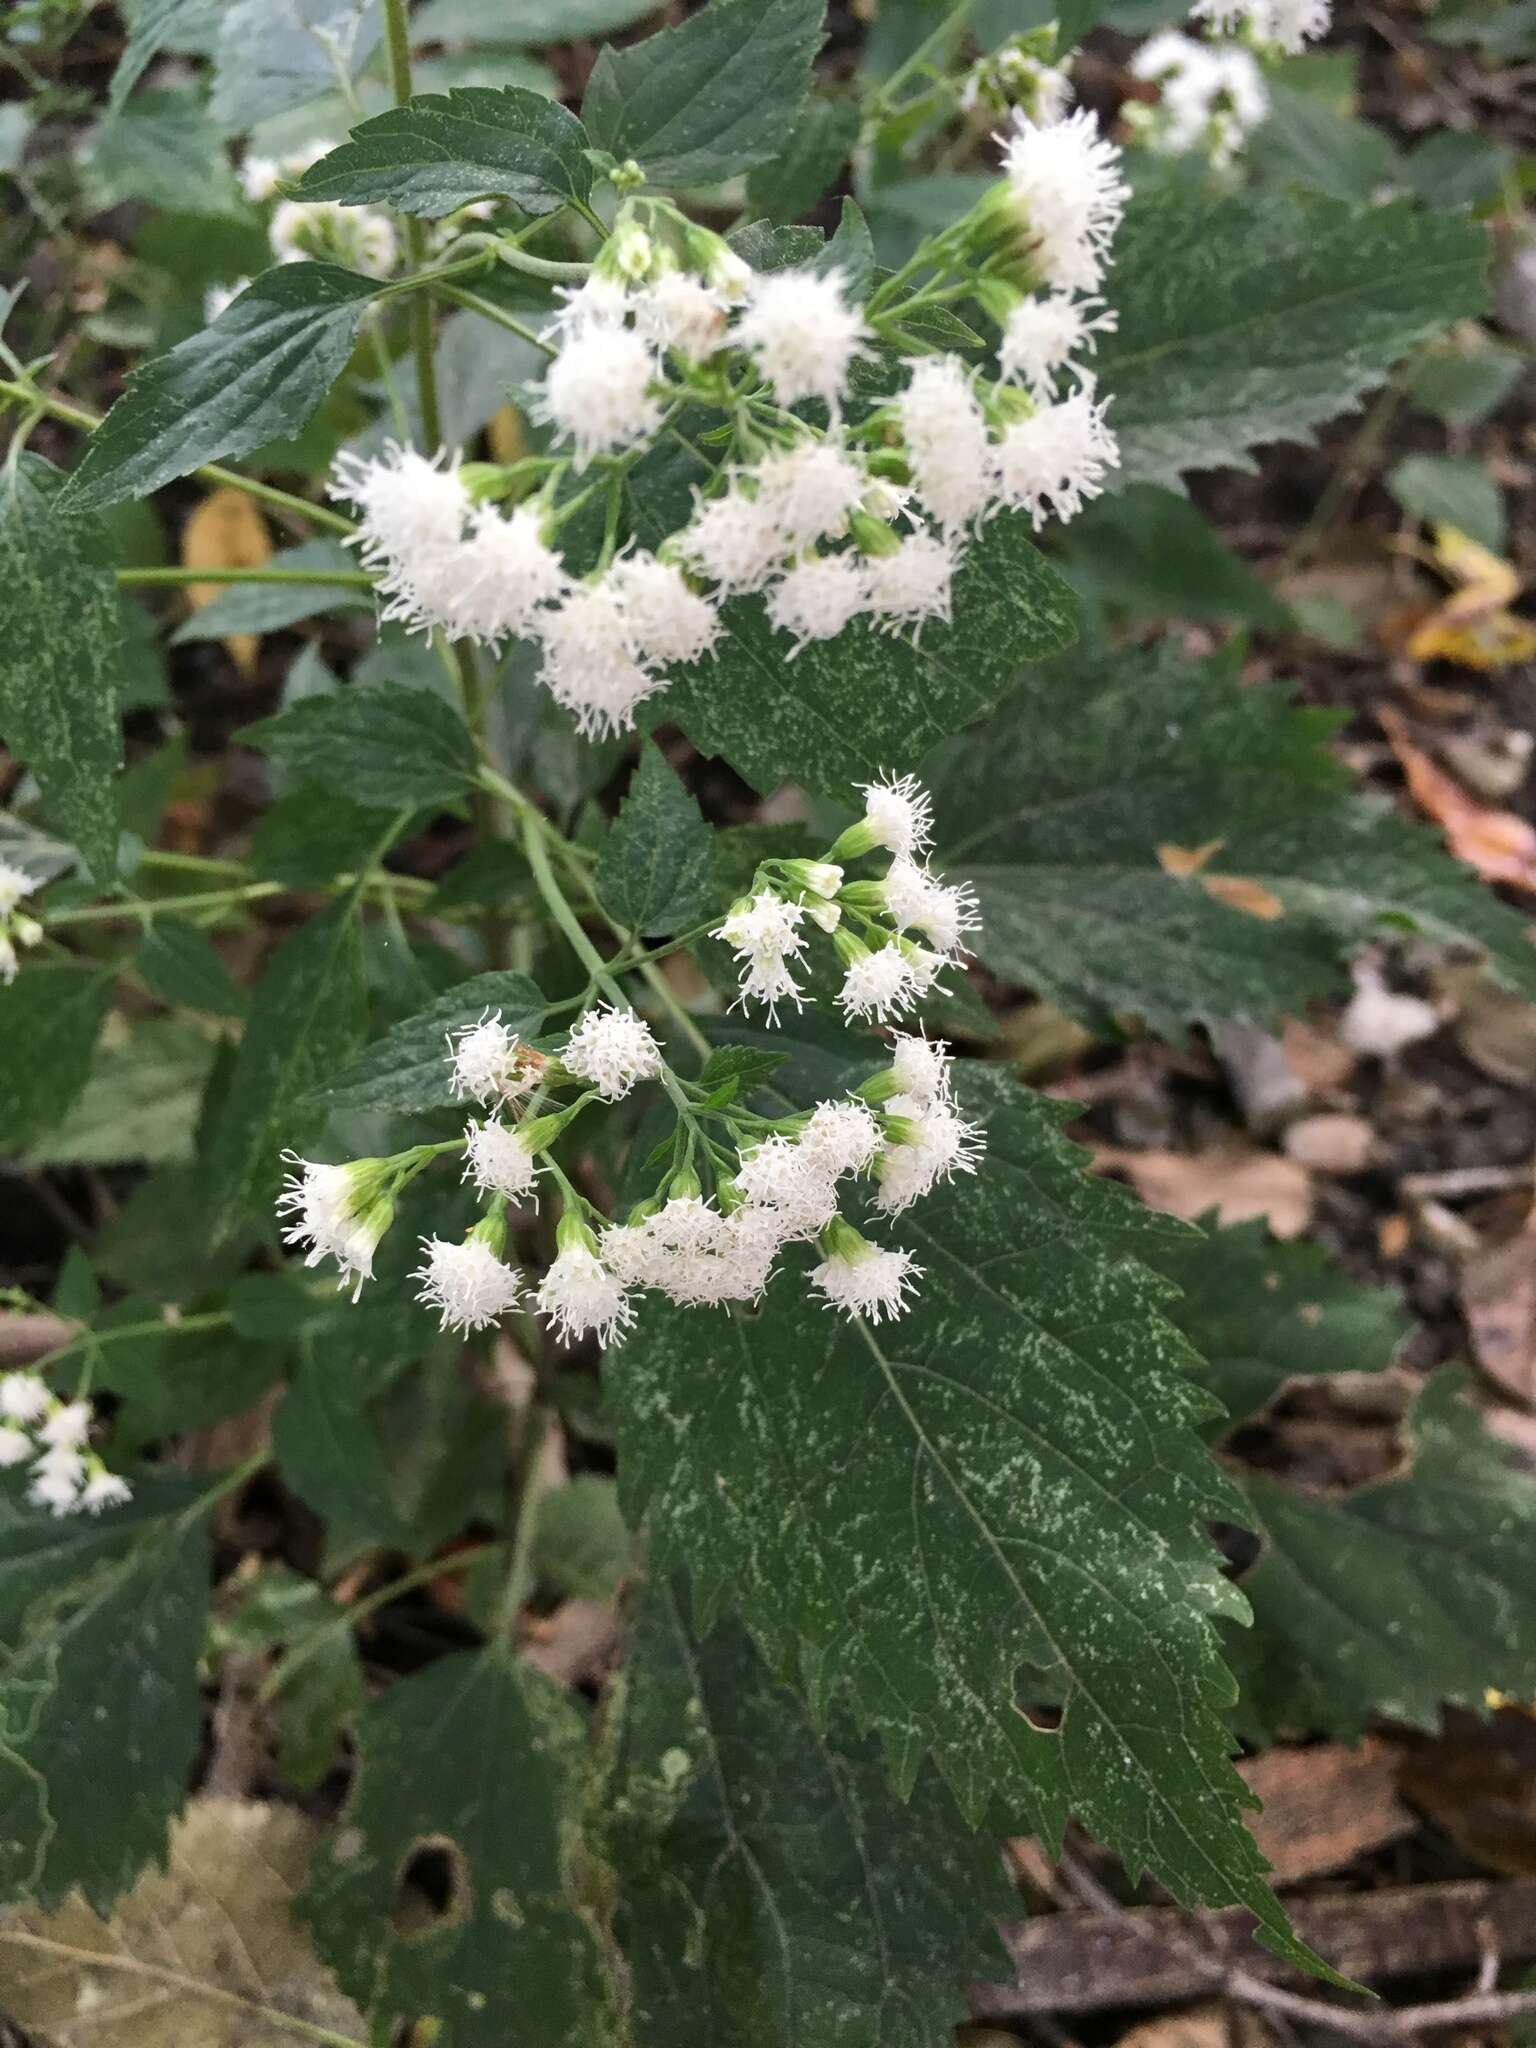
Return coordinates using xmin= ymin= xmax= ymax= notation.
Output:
xmin=0 ymin=858 xmax=42 ymax=985
xmin=1190 ymin=0 xmax=1332 ymax=53
xmin=1128 ymin=30 xmax=1270 ymax=167
xmin=0 ymin=1372 xmax=128 ymax=1516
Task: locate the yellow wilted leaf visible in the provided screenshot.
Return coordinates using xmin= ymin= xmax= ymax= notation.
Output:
xmin=181 ymin=488 xmax=272 ymax=680
xmin=485 ymin=402 xmax=528 ymax=466
xmin=1431 ymin=523 xmax=1521 ymax=613
xmin=1396 ymin=524 xmax=1536 ymax=672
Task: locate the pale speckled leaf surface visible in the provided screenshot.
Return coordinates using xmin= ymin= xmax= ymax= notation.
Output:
xmin=928 ymin=644 xmax=1536 ymax=1037
xmin=608 ymin=1068 xmax=1338 ymax=1979
xmin=1101 ymin=190 xmax=1488 ymax=489
xmin=0 ymin=1472 xmax=212 ymax=1913
xmin=608 ymin=1578 xmax=1016 ymax=2048
xmin=301 ymin=1647 xmax=614 ymax=2046
xmin=1221 ymin=1375 xmax=1536 ymax=1743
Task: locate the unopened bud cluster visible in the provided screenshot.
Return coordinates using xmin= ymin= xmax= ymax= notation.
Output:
xmin=0 ymin=1371 xmax=130 ymax=1517
xmin=0 ymin=861 xmax=43 ymax=986
xmin=327 ymin=107 xmax=1130 ymax=740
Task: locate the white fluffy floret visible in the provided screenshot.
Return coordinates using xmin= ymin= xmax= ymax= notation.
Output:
xmin=863 ymin=531 xmax=957 ymax=637
xmin=753 ymin=441 xmax=869 ymax=550
xmin=608 ymin=552 xmax=720 ymax=666
xmin=463 ymin=1120 xmax=541 ymax=1200
xmin=860 ymin=772 xmax=933 ymax=860
xmin=79 ymin=1468 xmax=132 ymax=1513
xmin=636 ymin=270 xmax=729 ymax=360
xmin=537 ymin=583 xmax=664 ymax=738
xmin=888 ymin=1032 xmax=955 ymax=1105
xmin=999 ymin=292 xmax=1118 ymax=396
xmin=423 ymin=505 xmax=567 ymax=645
xmin=275 ymin=1156 xmax=386 ymax=1299
xmin=875 ymin=1094 xmax=985 ymax=1213
xmin=537 ymin=1242 xmax=635 ymax=1347
xmin=0 ymin=1426 xmax=30 ymax=1466
xmin=29 ymin=1459 xmax=83 ymax=1514
xmin=551 ymin=274 xmax=630 ymax=334
xmin=542 ymin=323 xmax=661 ymax=467
xmin=995 ymin=386 xmax=1119 ymax=527
xmin=767 ymin=553 xmax=868 ymax=653
xmin=735 ymin=1136 xmax=840 ymax=1240
xmin=715 ymin=889 xmax=808 ymax=1019
xmin=898 ymin=356 xmax=997 ymax=532
xmin=1001 ymin=108 xmax=1130 ymax=293
xmin=270 ymin=199 xmax=397 ymax=277
xmin=331 ymin=444 xmax=470 ymax=583
xmin=40 ymin=1400 xmax=91 ymax=1448
xmin=733 ymin=265 xmax=867 ymax=411
xmin=810 ymin=1239 xmax=923 ymax=1323
xmin=447 ymin=1011 xmax=538 ymax=1106
xmin=1191 ymin=0 xmax=1330 ymax=52
xmin=0 ymin=1373 xmax=48 ymax=1423
xmin=1131 ymin=32 xmax=1269 ymax=164
xmin=0 ymin=857 xmax=37 ymax=915
xmin=839 ymin=944 xmax=920 ymax=1024
xmin=203 ymin=279 xmax=249 ymax=323
xmin=413 ymin=1235 xmax=523 ymax=1334
xmin=797 ymin=1099 xmax=884 ymax=1178
xmin=681 ymin=484 xmax=788 ymax=593
xmin=562 ymin=1004 xmax=663 ymax=1101
xmin=881 ymin=857 xmax=981 ymax=955
xmin=239 ymin=154 xmax=281 ymax=202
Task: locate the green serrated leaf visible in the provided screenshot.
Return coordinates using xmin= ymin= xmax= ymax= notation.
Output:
xmin=414 ymin=0 xmax=656 ymax=33
xmin=1101 ymin=190 xmax=1488 ymax=490
xmin=582 ymin=0 xmax=826 ymax=188
xmin=1388 ymin=452 xmax=1505 ymax=553
xmin=610 ymin=1066 xmax=1334 ymax=1980
xmin=135 ymin=917 xmax=248 ymax=1020
xmin=0 ymin=1472 xmax=213 ymax=1912
xmin=816 ymin=194 xmax=876 ymax=297
xmin=61 ymin=264 xmax=383 ymax=513
xmin=745 ymin=94 xmax=860 ymax=222
xmin=240 ymin=681 xmax=477 ymax=811
xmin=295 ymin=86 xmax=592 ymax=218
xmin=1060 ymin=483 xmax=1289 ymax=627
xmin=84 ymin=88 xmax=245 ymax=218
xmin=534 ymin=1476 xmax=631 ymax=1601
xmin=210 ymin=0 xmax=383 ymax=131
xmin=1137 ymin=1215 xmax=1406 ymax=1433
xmin=1225 ymin=1374 xmax=1536 ymax=1743
xmin=90 ymin=1306 xmax=283 ymax=1451
xmin=301 ymin=1648 xmax=614 ymax=2045
xmin=693 ymin=1043 xmax=791 ymax=1097
xmin=223 ymin=1565 xmax=365 ymax=1791
xmin=171 ymin=541 xmax=371 ymax=642
xmin=607 ymin=1578 xmax=1015 ymax=2048
xmin=594 ymin=744 xmax=716 ymax=937
xmin=627 ymin=442 xmax=1078 ymax=795
xmin=273 ymin=1348 xmax=414 ymax=1550
xmin=27 ymin=1016 xmax=215 ymax=1168
xmin=250 ymin=785 xmax=400 ymax=889
xmin=929 ymin=643 xmax=1536 ymax=1037
xmin=109 ymin=0 xmax=225 ymax=109
xmin=1409 ymin=339 xmax=1524 ymax=426
xmin=205 ymin=898 xmax=367 ymax=1232
xmin=0 ymin=456 xmax=124 ymax=881
xmin=310 ymin=969 xmax=544 ymax=1117
xmin=0 ymin=967 xmax=115 ymax=1151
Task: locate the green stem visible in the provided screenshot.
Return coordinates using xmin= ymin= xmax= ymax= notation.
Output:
xmin=495 ymin=1401 xmax=552 ymax=1640
xmin=491 ymin=241 xmax=592 ymax=285
xmin=28 ymin=1310 xmax=231 ymax=1381
xmin=571 ymin=194 xmax=609 ymax=238
xmin=517 ymin=796 xmax=627 ymax=1003
xmin=116 ymin=565 xmax=373 ymax=590
xmin=866 ymin=0 xmax=976 ymax=116
xmin=434 ymin=283 xmax=557 ymax=357
xmin=43 ymin=882 xmax=284 ymax=928
xmin=382 ymin=0 xmax=442 ymax=451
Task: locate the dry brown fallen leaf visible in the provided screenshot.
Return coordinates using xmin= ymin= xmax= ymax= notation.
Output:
xmin=1238 ymin=1739 xmax=1413 ymax=1884
xmin=1461 ymin=1205 xmax=1536 ymax=1407
xmin=1283 ymin=1113 xmax=1375 ymax=1174
xmin=1399 ymin=1712 xmax=1536 ymax=1879
xmin=1091 ymin=1143 xmax=1312 ymax=1238
xmin=1379 ymin=706 xmax=1536 ymax=895
xmin=1156 ymin=841 xmax=1284 ymax=921
xmin=1112 ymin=2003 xmax=1281 ymax=2048
xmin=181 ymin=488 xmax=273 ymax=682
xmin=0 ymin=1798 xmax=362 ymax=2046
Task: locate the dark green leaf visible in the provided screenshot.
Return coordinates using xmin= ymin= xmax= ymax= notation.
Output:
xmin=1101 ymin=190 xmax=1488 ymax=489
xmin=694 ymin=1042 xmax=790 ymax=1097
xmin=726 ymin=219 xmax=825 ymax=273
xmin=311 ymin=968 xmax=543 ymax=1117
xmin=240 ymin=681 xmax=477 ymax=811
xmin=0 ymin=967 xmax=114 ymax=1151
xmin=1409 ymin=339 xmax=1524 ymax=426
xmin=1225 ymin=1375 xmax=1536 ymax=1742
xmin=582 ymin=0 xmax=826 ymax=187
xmin=1060 ymin=483 xmax=1288 ymax=627
xmin=533 ymin=1476 xmax=631 ymax=1600
xmin=816 ymin=195 xmax=876 ymax=298
xmin=929 ymin=644 xmax=1536 ymax=1036
xmin=273 ymin=1349 xmax=414 ymax=1549
xmin=85 ymin=89 xmax=244 ymax=217
xmin=745 ymin=95 xmax=860 ymax=221
xmin=1426 ymin=0 xmax=1536 ymax=57
xmin=302 ymin=1648 xmax=614 ymax=2044
xmin=222 ymin=1564 xmax=365 ymax=1791
xmin=1133 ymin=1215 xmax=1406 ymax=1434
xmin=611 ymin=1067 xmax=1334 ymax=1979
xmin=1249 ymin=83 xmax=1401 ymax=205
xmin=61 ymin=265 xmax=383 ymax=512
xmin=205 ymin=899 xmax=367 ymax=1232
xmin=171 ymin=541 xmax=371 ymax=641
xmin=0 ymin=1472 xmax=213 ymax=1911
xmin=1388 ymin=453 xmax=1505 ymax=553
xmin=594 ymin=744 xmax=716 ymax=937
xmin=210 ymin=0 xmax=383 ymax=130
xmin=430 ymin=839 xmax=530 ymax=909
xmin=91 ymin=1308 xmax=282 ymax=1449
xmin=27 ymin=1017 xmax=215 ymax=1167
xmin=110 ymin=0 xmax=225 ymax=108
xmin=628 ymin=442 xmax=1078 ymax=795
xmin=414 ymin=0 xmax=657 ymax=32
xmin=295 ymin=86 xmax=591 ymax=218
xmin=607 ymin=1579 xmax=1015 ymax=2047
xmin=1403 ymin=129 xmax=1513 ymax=208
xmin=250 ymin=785 xmax=400 ymax=889
xmin=135 ymin=917 xmax=248 ymax=1019
xmin=0 ymin=456 xmax=124 ymax=880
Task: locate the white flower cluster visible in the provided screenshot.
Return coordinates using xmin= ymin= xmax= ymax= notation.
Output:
xmin=0 ymin=859 xmax=42 ymax=985
xmin=714 ymin=775 xmax=979 ymax=1026
xmin=1190 ymin=0 xmax=1331 ymax=53
xmin=1128 ymin=31 xmax=1269 ymax=167
xmin=208 ymin=138 xmax=396 ymax=321
xmin=0 ymin=1373 xmax=129 ymax=1517
xmin=960 ymin=34 xmax=1074 ymax=120
xmin=328 ymin=113 xmax=1127 ymax=734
